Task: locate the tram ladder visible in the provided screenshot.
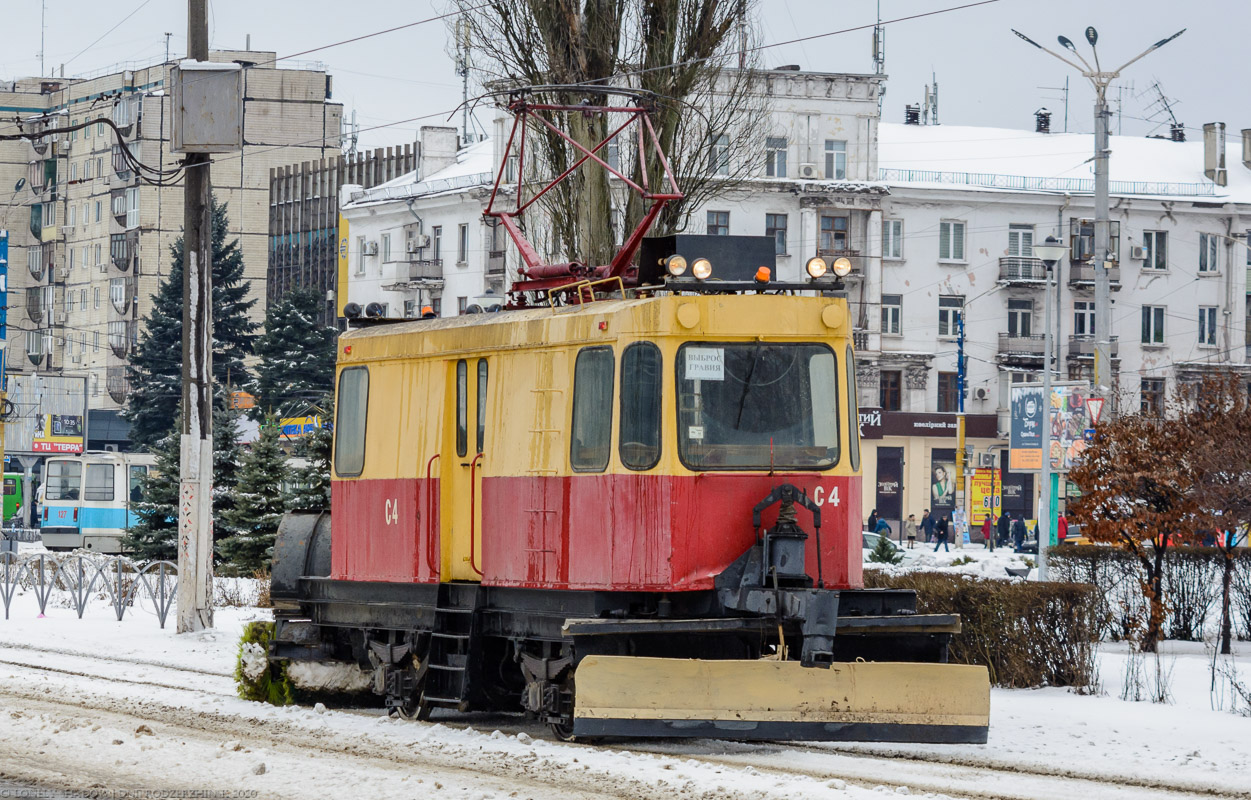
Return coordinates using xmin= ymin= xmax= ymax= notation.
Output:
xmin=422 ymin=596 xmax=475 ymax=709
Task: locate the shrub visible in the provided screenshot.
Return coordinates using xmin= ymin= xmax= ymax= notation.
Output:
xmin=864 ymin=569 xmax=1098 ymax=689
xmin=868 ymin=535 xmax=904 ymax=565
xmin=235 ymin=621 xmax=293 ymax=705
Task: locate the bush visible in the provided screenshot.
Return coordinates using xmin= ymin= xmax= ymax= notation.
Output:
xmin=235 ymin=621 xmax=293 ymax=705
xmin=868 ymin=535 xmax=904 ymax=565
xmin=864 ymin=570 xmax=1098 ymax=689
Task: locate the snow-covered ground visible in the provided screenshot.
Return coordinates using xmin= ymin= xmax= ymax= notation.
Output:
xmin=0 ymin=588 xmax=1249 ymax=799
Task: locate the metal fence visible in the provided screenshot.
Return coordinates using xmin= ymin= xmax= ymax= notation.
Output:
xmin=878 ymin=168 xmax=1218 ymax=198
xmin=1 ymin=528 xmax=43 ymax=543
xmin=0 ymin=551 xmax=177 ymax=628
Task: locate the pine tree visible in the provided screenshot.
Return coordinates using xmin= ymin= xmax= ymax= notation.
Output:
xmin=121 ymin=429 xmax=181 ymax=561
xmin=212 ymin=393 xmax=244 ymax=542
xmin=286 ymin=395 xmax=333 ymax=513
xmin=254 ymin=288 xmax=338 ymax=418
xmin=868 ymin=534 xmax=905 ymax=565
xmin=125 ymin=199 xmax=258 ymax=449
xmin=218 ymin=415 xmax=288 ymax=572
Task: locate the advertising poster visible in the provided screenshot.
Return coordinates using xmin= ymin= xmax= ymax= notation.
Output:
xmin=969 ymin=468 xmax=1001 ymax=526
xmin=930 ymin=448 xmax=956 ymax=514
xmin=1009 ymin=385 xmax=1044 ymax=470
xmin=1048 ymin=385 xmax=1090 ymax=470
xmin=279 ymin=415 xmax=328 ymax=439
xmin=32 ymin=413 xmax=84 ymax=453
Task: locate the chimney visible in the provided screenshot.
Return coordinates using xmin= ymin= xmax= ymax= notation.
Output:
xmin=1242 ymin=128 xmax=1251 ymax=168
xmin=1169 ymin=123 xmax=1186 ymax=143
xmin=419 ymin=126 xmax=460 ymax=179
xmin=904 ymin=104 xmax=920 ymax=125
xmin=1035 ymin=108 xmax=1051 ymax=134
xmin=1203 ymin=122 xmax=1227 ymax=187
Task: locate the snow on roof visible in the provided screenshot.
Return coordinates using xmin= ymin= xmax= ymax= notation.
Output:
xmin=349 ymin=139 xmax=494 ymax=206
xmin=878 ymin=122 xmax=1251 ymax=203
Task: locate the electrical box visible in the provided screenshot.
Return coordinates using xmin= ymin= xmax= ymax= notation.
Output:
xmin=171 ymin=61 xmax=244 ymax=154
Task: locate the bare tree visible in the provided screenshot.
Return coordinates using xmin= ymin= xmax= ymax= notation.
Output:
xmin=452 ymin=0 xmax=769 ymax=267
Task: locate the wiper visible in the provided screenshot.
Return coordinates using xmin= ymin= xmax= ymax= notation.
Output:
xmin=735 ymin=345 xmax=762 ymax=427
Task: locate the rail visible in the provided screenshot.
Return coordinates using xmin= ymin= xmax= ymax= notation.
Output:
xmin=425 ymin=454 xmax=441 ymax=578
xmin=0 ymin=551 xmax=177 ymax=628
xmin=878 ymin=168 xmax=1218 ymax=197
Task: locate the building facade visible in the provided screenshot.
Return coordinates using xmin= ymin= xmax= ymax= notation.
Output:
xmin=1 ymin=49 xmax=343 ymax=449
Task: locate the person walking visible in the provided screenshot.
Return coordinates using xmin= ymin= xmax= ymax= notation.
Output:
xmin=874 ymin=516 xmax=892 ymax=540
xmin=1057 ymin=512 xmax=1069 ymax=545
xmin=904 ymin=514 xmax=919 ymax=549
xmin=981 ymin=514 xmax=993 ymax=548
xmin=921 ymin=509 xmax=936 ymax=543
xmin=1012 ymin=514 xmax=1027 ymax=551
xmin=996 ymin=511 xmax=1011 ymax=547
xmin=933 ymin=514 xmax=950 ymax=552
xmin=866 ymin=509 xmax=879 ymax=534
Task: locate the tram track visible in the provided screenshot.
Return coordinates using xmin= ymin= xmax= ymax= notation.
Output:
xmin=0 ymin=645 xmax=1244 ymax=800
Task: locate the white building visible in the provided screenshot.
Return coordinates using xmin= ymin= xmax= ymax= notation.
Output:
xmin=339 ymin=70 xmax=1251 ymax=531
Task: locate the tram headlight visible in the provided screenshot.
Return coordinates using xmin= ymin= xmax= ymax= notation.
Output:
xmin=832 ymin=257 xmax=853 ymax=278
xmin=664 ymin=254 xmax=688 ymax=277
xmin=691 ymin=258 xmax=713 ymax=280
xmin=805 ymin=257 xmax=828 ymax=279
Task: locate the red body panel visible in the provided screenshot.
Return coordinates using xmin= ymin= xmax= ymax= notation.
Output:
xmin=333 ymin=474 xmax=862 ymax=591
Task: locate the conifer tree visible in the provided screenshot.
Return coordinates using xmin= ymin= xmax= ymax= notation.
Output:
xmin=125 ymin=199 xmax=258 ymax=448
xmin=218 ymin=415 xmax=288 ymax=572
xmin=285 ymin=396 xmax=333 ymax=513
xmin=254 ymin=288 xmax=338 ymax=418
xmin=212 ymin=393 xmax=244 ymax=541
xmin=121 ymin=429 xmax=180 ymax=561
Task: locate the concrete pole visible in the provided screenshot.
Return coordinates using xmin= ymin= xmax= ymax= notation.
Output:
xmin=1092 ymin=91 xmax=1114 ymax=414
xmin=1039 ymin=262 xmax=1054 ymax=581
xmin=177 ymin=0 xmax=215 ymax=634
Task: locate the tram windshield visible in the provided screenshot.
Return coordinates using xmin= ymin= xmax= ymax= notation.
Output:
xmin=45 ymin=460 xmax=82 ymax=500
xmin=677 ymin=343 xmax=839 ymax=470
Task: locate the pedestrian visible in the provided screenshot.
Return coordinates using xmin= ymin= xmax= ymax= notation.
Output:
xmin=933 ymin=514 xmax=950 ymax=552
xmin=921 ymin=509 xmax=936 ymax=543
xmin=904 ymin=514 xmax=919 ymax=549
xmin=982 ymin=514 xmax=993 ymax=548
xmin=866 ymin=508 xmax=879 ymax=534
xmin=874 ymin=516 xmax=892 ymax=539
xmin=1012 ymin=514 xmax=1026 ymax=551
xmin=1057 ymin=512 xmax=1069 ymax=545
xmin=996 ymin=511 xmax=1011 ymax=547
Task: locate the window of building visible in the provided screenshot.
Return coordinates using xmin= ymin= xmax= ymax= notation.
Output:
xmin=431 ymin=297 xmax=442 ymax=316
xmin=1141 ymin=378 xmax=1166 ymax=416
xmin=457 ymin=223 xmax=469 ymax=263
xmin=883 ymin=219 xmax=903 ymax=260
xmin=709 ymin=133 xmax=730 ymax=176
xmin=456 ymin=296 xmax=467 ymax=315
xmin=124 ymin=187 xmax=139 ymax=228
xmin=432 ymin=226 xmax=442 ymax=261
xmin=1074 ymin=300 xmax=1095 ymax=336
xmin=1247 ymin=230 xmax=1251 ymax=266
xmin=476 ymin=359 xmax=489 ymax=453
xmin=85 ymin=160 xmax=93 ymax=180
xmin=938 ymin=295 xmax=964 ymax=338
xmin=1199 ymin=305 xmax=1218 ymax=346
xmin=93 ymin=331 xmax=100 ymax=351
xmin=403 ymin=299 xmax=416 ymax=318
xmin=765 ymin=213 xmax=787 ymax=254
xmin=880 ymin=369 xmax=902 ymax=411
xmin=824 ymin=139 xmax=846 ymax=179
xmin=79 ymin=289 xmax=86 ymax=310
xmin=93 ymin=243 xmax=102 ymax=266
xmin=1143 ymin=230 xmax=1167 ymax=270
xmin=619 ymin=342 xmax=662 ymax=470
xmin=380 ymin=233 xmax=391 ymax=263
xmin=1199 ymin=232 xmax=1219 ymax=273
xmin=93 ymin=287 xmax=101 ymax=308
xmin=938 ymin=372 xmax=959 ymax=413
xmin=707 ymin=210 xmax=729 ymax=236
xmin=1007 ymin=224 xmax=1034 ymax=258
xmin=334 ymin=367 xmax=369 ymax=476
xmin=939 ymin=220 xmax=966 ymax=261
xmin=84 ymin=464 xmax=115 ymax=502
xmin=571 ymin=347 xmax=614 ymax=472
xmin=1141 ymin=305 xmax=1166 ymax=345
xmin=1007 ymin=298 xmax=1033 ymax=337
xmin=819 ymin=214 xmax=849 ymax=252
xmin=42 ymin=202 xmax=56 ymax=227
xmin=355 ymin=236 xmax=365 ymax=275
xmin=95 ymin=157 xmax=103 ymax=178
xmin=94 ymin=201 xmax=101 ymax=223
xmin=881 ymin=294 xmax=902 ymax=335
xmin=765 ymin=136 xmax=787 ymax=178
xmin=68 ymin=246 xmax=75 ymax=269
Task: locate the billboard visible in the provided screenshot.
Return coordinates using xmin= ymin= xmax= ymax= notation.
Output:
xmin=1048 ymin=384 xmax=1090 ymax=470
xmin=32 ymin=413 xmax=84 ymax=453
xmin=279 ymin=415 xmax=329 ymax=439
xmin=930 ymin=448 xmax=956 ymax=514
xmin=4 ymin=375 xmax=88 ymax=455
xmin=969 ymin=468 xmax=1001 ymax=526
xmin=1009 ymin=385 xmax=1045 ymax=471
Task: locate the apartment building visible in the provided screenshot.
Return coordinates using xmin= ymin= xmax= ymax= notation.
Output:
xmin=1 ymin=50 xmax=342 ymax=449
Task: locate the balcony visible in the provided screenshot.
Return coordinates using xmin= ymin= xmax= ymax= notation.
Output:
xmin=107 ymin=367 xmax=130 ymax=404
xmin=815 ymin=249 xmax=868 ymax=277
xmin=852 ymin=329 xmax=869 ymax=350
xmin=1068 ymin=262 xmax=1121 ymax=290
xmin=487 ymin=249 xmax=506 ymax=276
xmin=1068 ymin=334 xmax=1120 ymax=360
xmin=25 ymin=293 xmax=45 ymax=325
xmin=109 ymin=322 xmax=135 ymax=358
xmin=111 ymin=277 xmax=136 ymax=314
xmin=383 ymin=259 xmax=444 ymax=291
xmin=111 ymin=233 xmax=136 ymax=271
xmin=998 ymin=257 xmax=1048 ymax=285
xmin=998 ymin=332 xmax=1046 ymax=363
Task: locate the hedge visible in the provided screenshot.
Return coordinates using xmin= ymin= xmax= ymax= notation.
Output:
xmin=864 ymin=570 xmax=1098 ymax=689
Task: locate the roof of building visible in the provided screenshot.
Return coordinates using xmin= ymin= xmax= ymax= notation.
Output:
xmin=347 ymin=139 xmax=494 ymax=207
xmin=878 ymin=122 xmax=1251 ymax=203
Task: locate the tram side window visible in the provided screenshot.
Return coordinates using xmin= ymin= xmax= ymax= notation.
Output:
xmin=45 ymin=461 xmax=82 ymax=500
xmin=476 ymin=359 xmax=488 ymax=453
xmin=619 ymin=343 xmax=662 ymax=470
xmin=84 ymin=464 xmax=115 ymax=502
xmin=335 ymin=367 xmax=370 ymax=477
xmin=129 ymin=465 xmax=148 ymax=503
xmin=571 ymin=347 xmax=614 ymax=472
xmin=456 ymin=360 xmax=468 ymax=458
xmin=846 ymin=345 xmax=861 ymax=471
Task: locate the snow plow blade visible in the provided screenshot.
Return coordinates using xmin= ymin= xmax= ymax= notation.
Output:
xmin=572 ymin=656 xmax=990 ymax=743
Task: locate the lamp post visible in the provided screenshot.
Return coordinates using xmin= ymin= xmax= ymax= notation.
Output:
xmin=1033 ymin=235 xmax=1068 ymax=580
xmin=1012 ymin=26 xmax=1184 ymax=419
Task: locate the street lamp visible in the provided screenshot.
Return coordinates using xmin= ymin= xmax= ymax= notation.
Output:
xmin=1032 ymin=235 xmax=1067 ymax=581
xmin=1012 ymin=25 xmax=1185 ymax=418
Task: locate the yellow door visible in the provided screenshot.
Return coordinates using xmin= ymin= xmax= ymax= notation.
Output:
xmin=442 ymin=358 xmax=487 ymax=581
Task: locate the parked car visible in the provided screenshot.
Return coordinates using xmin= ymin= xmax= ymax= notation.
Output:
xmin=862 ymin=531 xmax=918 ymax=564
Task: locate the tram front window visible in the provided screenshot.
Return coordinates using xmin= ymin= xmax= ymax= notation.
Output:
xmin=677 ymin=343 xmax=839 ymax=470
xmin=45 ymin=461 xmax=82 ymax=501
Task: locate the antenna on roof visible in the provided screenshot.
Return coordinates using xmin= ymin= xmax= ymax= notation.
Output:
xmin=922 ymin=72 xmax=939 ymax=125
xmin=1139 ymin=79 xmax=1184 ymax=142
xmin=455 ymin=15 xmax=473 ymax=145
xmin=1037 ymin=77 xmax=1069 ymax=132
xmin=872 ymin=0 xmax=886 ymax=114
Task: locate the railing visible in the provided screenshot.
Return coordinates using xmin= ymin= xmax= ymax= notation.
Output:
xmin=25 ymin=292 xmax=45 ymax=324
xmin=107 ymin=367 xmax=130 ymax=402
xmin=487 ymin=249 xmax=506 ymax=275
xmin=878 ymin=168 xmax=1218 ymax=197
xmin=1068 ymin=263 xmax=1121 ymax=287
xmin=998 ymin=256 xmax=1047 ymax=283
xmin=1068 ymin=334 xmax=1120 ymax=359
xmin=998 ymin=332 xmax=1046 ymax=359
xmin=0 ymin=551 xmax=178 ymax=628
xmin=852 ymin=330 xmax=869 ymax=350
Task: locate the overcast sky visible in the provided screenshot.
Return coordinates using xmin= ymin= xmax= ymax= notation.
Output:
xmin=2 ymin=0 xmax=1245 ymax=152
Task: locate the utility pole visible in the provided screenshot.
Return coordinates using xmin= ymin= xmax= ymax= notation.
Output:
xmin=1012 ymin=26 xmax=1185 ymax=420
xmin=39 ymin=0 xmax=46 ymax=78
xmin=955 ymin=303 xmax=966 ymax=547
xmin=177 ymin=0 xmax=215 ymax=634
xmin=0 ymin=230 xmax=8 ymax=490
xmin=1034 ymin=236 xmax=1068 ymax=581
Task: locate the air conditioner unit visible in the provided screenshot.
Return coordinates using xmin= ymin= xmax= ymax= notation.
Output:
xmin=98 ymin=264 xmax=108 ymax=273
xmin=1130 ymin=245 xmax=1146 ymax=260
xmin=407 ymin=234 xmax=430 ymax=252
xmin=54 ymin=311 xmax=67 ymax=325
xmin=973 ymin=387 xmax=990 ymax=401
xmin=363 ymin=241 xmax=379 ymax=256
xmin=70 ymin=353 xmax=82 ymax=364
xmin=798 ymin=163 xmax=819 ymax=180
xmin=55 ymin=267 xmax=70 ymax=280
xmin=978 ymin=453 xmax=997 ymax=468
